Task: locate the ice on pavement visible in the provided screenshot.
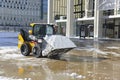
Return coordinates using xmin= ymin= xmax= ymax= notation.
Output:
xmin=0 ymin=47 xmax=23 ymax=60
xmin=106 ymin=46 xmax=120 ymax=49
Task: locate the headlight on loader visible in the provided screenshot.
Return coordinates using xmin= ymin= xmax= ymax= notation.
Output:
xmin=38 ymin=39 xmax=42 ymax=43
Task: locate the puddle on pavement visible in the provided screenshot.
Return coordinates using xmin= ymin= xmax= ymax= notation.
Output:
xmin=50 ymin=54 xmax=107 ymax=62
xmin=1 ymin=40 xmax=120 ymax=80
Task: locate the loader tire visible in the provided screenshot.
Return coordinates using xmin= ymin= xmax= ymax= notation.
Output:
xmin=32 ymin=44 xmax=42 ymax=58
xmin=20 ymin=43 xmax=30 ymax=56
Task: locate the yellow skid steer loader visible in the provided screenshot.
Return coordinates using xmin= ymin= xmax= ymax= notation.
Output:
xmin=18 ymin=23 xmax=76 ymax=58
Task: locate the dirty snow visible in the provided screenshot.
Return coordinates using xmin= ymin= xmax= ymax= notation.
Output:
xmin=0 ymin=71 xmax=4 ymax=75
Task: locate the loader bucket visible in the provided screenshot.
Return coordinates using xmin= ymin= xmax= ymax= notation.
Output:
xmin=42 ymin=35 xmax=76 ymax=57
xmin=47 ymin=48 xmax=73 ymax=58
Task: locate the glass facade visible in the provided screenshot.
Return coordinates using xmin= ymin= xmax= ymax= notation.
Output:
xmin=74 ymin=0 xmax=94 ymax=18
xmin=52 ymin=0 xmax=95 ymax=20
xmin=74 ymin=0 xmax=85 ymax=18
xmin=103 ymin=10 xmax=114 ymax=16
xmin=41 ymin=0 xmax=48 ymax=20
xmin=0 ymin=0 xmax=42 ymax=27
xmin=51 ymin=0 xmax=120 ymax=38
xmin=53 ymin=0 xmax=67 ymax=20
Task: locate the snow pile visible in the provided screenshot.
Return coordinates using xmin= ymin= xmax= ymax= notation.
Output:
xmin=60 ymin=72 xmax=86 ymax=79
xmin=44 ymin=35 xmax=76 ymax=49
xmin=42 ymin=35 xmax=76 ymax=56
xmin=0 ymin=47 xmax=23 ymax=60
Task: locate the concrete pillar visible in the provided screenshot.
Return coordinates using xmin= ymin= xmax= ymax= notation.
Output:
xmin=47 ymin=0 xmax=54 ymax=24
xmin=94 ymin=0 xmax=103 ymax=40
xmin=66 ymin=0 xmax=75 ymax=37
xmin=85 ymin=0 xmax=88 ymax=17
xmin=114 ymin=0 xmax=120 ymax=15
xmin=115 ymin=20 xmax=119 ymax=38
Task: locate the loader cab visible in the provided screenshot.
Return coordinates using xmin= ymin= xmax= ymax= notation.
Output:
xmin=31 ymin=23 xmax=55 ymax=38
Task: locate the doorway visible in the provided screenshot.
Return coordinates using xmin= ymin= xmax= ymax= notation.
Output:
xmin=79 ymin=24 xmax=94 ymax=39
xmin=57 ymin=22 xmax=66 ymax=36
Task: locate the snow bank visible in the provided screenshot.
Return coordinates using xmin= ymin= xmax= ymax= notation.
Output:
xmin=0 ymin=47 xmax=24 ymax=60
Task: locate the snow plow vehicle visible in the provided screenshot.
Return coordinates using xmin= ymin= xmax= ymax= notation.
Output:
xmin=18 ymin=23 xmax=76 ymax=58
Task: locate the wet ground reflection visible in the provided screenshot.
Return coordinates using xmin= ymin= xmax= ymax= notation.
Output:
xmin=50 ymin=54 xmax=108 ymax=62
xmin=0 ymin=39 xmax=120 ymax=80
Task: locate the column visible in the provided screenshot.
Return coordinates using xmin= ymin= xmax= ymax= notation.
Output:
xmin=47 ymin=0 xmax=54 ymax=24
xmin=85 ymin=0 xmax=88 ymax=17
xmin=66 ymin=0 xmax=75 ymax=37
xmin=94 ymin=0 xmax=103 ymax=40
xmin=114 ymin=0 xmax=118 ymax=15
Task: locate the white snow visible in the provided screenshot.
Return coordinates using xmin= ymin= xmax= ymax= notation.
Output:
xmin=0 ymin=76 xmax=23 ymax=80
xmin=42 ymin=35 xmax=76 ymax=56
xmin=60 ymin=72 xmax=86 ymax=79
xmin=106 ymin=46 xmax=120 ymax=49
xmin=44 ymin=35 xmax=76 ymax=49
xmin=0 ymin=47 xmax=18 ymax=53
xmin=0 ymin=47 xmax=24 ymax=60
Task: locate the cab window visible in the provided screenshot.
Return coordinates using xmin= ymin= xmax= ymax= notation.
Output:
xmin=33 ymin=24 xmax=46 ymax=38
xmin=46 ymin=25 xmax=54 ymax=35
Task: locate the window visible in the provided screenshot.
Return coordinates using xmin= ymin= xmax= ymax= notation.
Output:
xmin=53 ymin=0 xmax=67 ymax=20
xmin=74 ymin=0 xmax=85 ymax=18
xmin=103 ymin=10 xmax=114 ymax=16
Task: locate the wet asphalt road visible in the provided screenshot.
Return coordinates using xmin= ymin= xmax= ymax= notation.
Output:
xmin=0 ymin=37 xmax=120 ymax=80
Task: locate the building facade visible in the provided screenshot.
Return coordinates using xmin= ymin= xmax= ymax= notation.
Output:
xmin=41 ymin=0 xmax=48 ymax=20
xmin=0 ymin=0 xmax=45 ymax=27
xmin=48 ymin=0 xmax=120 ymax=39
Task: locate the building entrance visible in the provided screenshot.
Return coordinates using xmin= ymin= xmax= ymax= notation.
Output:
xmin=57 ymin=22 xmax=66 ymax=36
xmin=103 ymin=23 xmax=114 ymax=38
xmin=114 ymin=25 xmax=120 ymax=38
xmin=103 ymin=23 xmax=120 ymax=38
xmin=78 ymin=24 xmax=94 ymax=39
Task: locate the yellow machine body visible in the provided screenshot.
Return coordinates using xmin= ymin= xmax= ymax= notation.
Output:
xmin=18 ymin=34 xmax=35 ymax=50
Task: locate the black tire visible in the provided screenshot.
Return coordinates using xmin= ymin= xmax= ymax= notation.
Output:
xmin=20 ymin=43 xmax=30 ymax=56
xmin=32 ymin=44 xmax=42 ymax=58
